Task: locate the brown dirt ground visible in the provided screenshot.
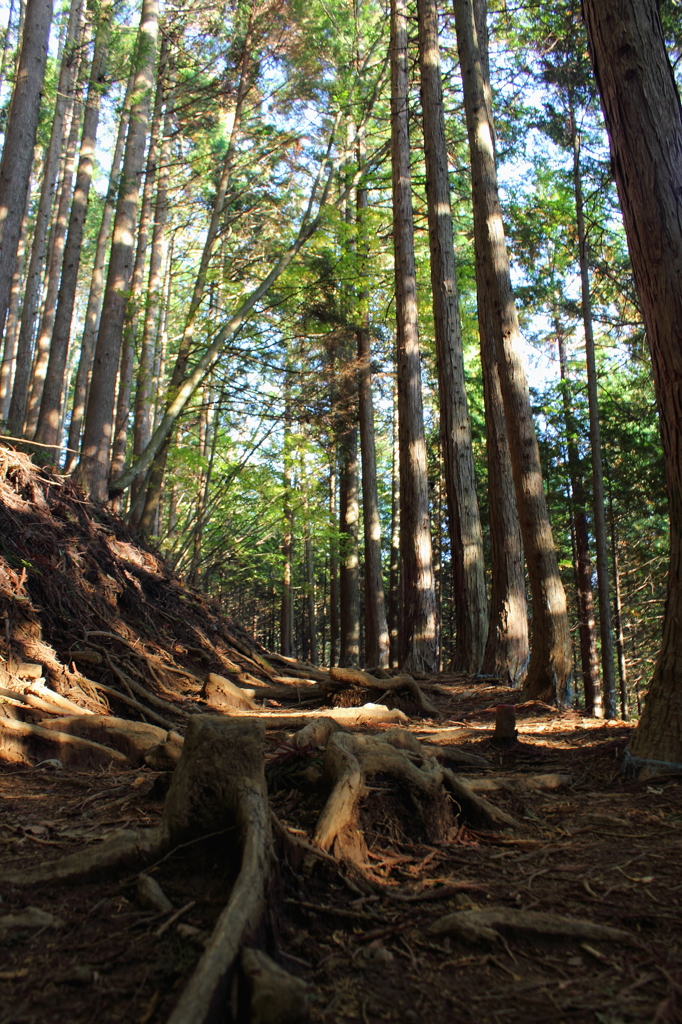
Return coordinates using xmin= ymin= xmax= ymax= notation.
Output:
xmin=2 ymin=687 xmax=681 ymax=1024
xmin=0 ymin=447 xmax=681 ymax=1023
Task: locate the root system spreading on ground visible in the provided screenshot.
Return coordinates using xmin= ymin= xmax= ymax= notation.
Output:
xmin=0 ymin=447 xmax=680 ymax=1024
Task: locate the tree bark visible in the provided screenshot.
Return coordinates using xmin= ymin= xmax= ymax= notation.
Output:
xmin=0 ymin=188 xmax=30 ymax=420
xmin=469 ymin=0 xmax=527 ymax=683
xmin=110 ymin=37 xmax=168 ymax=495
xmin=63 ymin=70 xmax=133 ymax=473
xmin=581 ymin=0 xmax=682 ymax=761
xmin=0 ymin=0 xmax=53 ymax=340
xmin=280 ymin=366 xmax=294 ymax=658
xmin=303 ymin=492 xmax=317 ymax=665
xmin=35 ymin=0 xmax=113 ymax=448
xmin=329 ymin=450 xmax=339 ymax=667
xmin=557 ymin=325 xmax=601 ymax=716
xmin=478 ymin=285 xmax=529 ymax=683
xmin=130 ymin=52 xmax=172 ymax=515
xmin=25 ymin=40 xmax=86 ymax=440
xmin=5 ymin=0 xmax=75 ymax=436
xmin=569 ymin=104 xmax=617 ymax=718
xmin=390 ymin=0 xmax=438 ymax=674
xmin=77 ymin=0 xmax=159 ymax=501
xmin=609 ymin=484 xmax=628 ymax=719
xmin=388 ymin=389 xmax=401 ymax=670
xmin=417 ymin=0 xmax=487 ymax=675
xmin=356 ymin=309 xmax=389 ymax=669
xmin=454 ymin=0 xmax=572 ymax=702
xmin=338 ymin=383 xmax=360 ymax=667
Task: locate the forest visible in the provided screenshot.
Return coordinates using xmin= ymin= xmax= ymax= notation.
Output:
xmin=0 ymin=0 xmax=681 ymax=1021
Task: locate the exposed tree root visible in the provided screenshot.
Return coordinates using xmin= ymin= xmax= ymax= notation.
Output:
xmin=0 ymin=827 xmax=167 ymax=886
xmin=38 ymin=714 xmax=174 ymax=765
xmin=329 ymin=666 xmax=441 ymax=717
xmin=238 ymin=948 xmax=310 ymax=1024
xmin=428 ymin=907 xmax=635 ymax=945
xmin=463 ymin=773 xmax=572 ymax=795
xmin=202 ymin=672 xmax=258 ymax=711
xmin=90 ymin=679 xmax=176 ymax=729
xmin=440 ymin=768 xmax=518 ymax=830
xmin=0 ymin=716 xmax=130 ymax=769
xmin=311 ymin=730 xmax=515 ymax=867
xmin=218 ymin=706 xmax=410 ymax=731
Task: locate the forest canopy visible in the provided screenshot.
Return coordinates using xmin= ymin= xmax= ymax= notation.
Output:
xmin=0 ymin=0 xmax=680 ymax=763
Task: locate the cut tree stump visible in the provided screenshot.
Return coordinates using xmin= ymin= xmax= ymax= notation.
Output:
xmin=493 ymin=704 xmax=517 ymax=746
xmin=312 ymin=731 xmax=513 ymax=867
xmin=293 ymin=724 xmax=516 ymax=861
xmin=165 ymin=717 xmax=273 ymax=1024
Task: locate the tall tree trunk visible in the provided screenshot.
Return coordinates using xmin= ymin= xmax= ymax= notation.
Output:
xmin=134 ymin=10 xmax=256 ymax=514
xmin=608 ymin=483 xmax=628 ymax=719
xmin=0 ymin=189 xmax=30 ymax=420
xmin=280 ymin=368 xmax=294 ymax=658
xmin=388 ymin=390 xmax=401 ymax=670
xmin=390 ymin=0 xmax=438 ymax=674
xmin=569 ymin=103 xmax=617 ymax=719
xmin=35 ymin=0 xmax=113 ymax=448
xmin=581 ymin=0 xmax=682 ymax=762
xmin=417 ymin=0 xmax=487 ymax=675
xmin=109 ymin=40 xmax=166 ymax=492
xmin=0 ymin=0 xmax=18 ymax=98
xmin=329 ymin=453 xmax=339 ymax=667
xmin=454 ymin=0 xmax=572 ymax=702
xmin=478 ymin=277 xmax=529 ymax=683
xmin=0 ymin=0 xmax=53 ymax=340
xmin=77 ymin=0 xmax=159 ymax=501
xmin=303 ymin=492 xmax=317 ymax=665
xmin=5 ymin=0 xmax=77 ymax=436
xmin=25 ymin=45 xmax=86 ymax=440
xmin=338 ymin=371 xmax=360 ymax=666
xmin=356 ymin=291 xmax=389 ymax=668
xmin=130 ymin=52 xmax=172 ymax=517
xmin=63 ymin=70 xmax=133 ymax=473
xmin=188 ymin=386 xmax=219 ymax=578
xmin=557 ymin=325 xmax=601 ymax=715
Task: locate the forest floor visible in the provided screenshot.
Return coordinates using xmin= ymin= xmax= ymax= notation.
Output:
xmin=0 ymin=445 xmax=680 ymax=1024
